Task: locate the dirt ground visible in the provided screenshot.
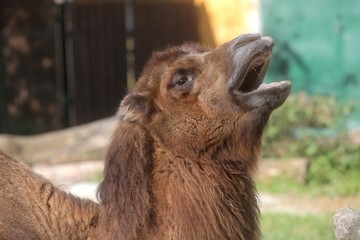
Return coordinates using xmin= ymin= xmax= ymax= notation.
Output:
xmin=260 ymin=192 xmax=360 ymax=215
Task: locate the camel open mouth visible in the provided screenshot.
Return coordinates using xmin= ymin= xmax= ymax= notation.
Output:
xmin=237 ymin=58 xmax=270 ymax=93
xmin=228 ymin=35 xmax=291 ymax=110
xmin=228 ymin=35 xmax=274 ymax=95
xmin=235 ymin=56 xmax=291 ymax=96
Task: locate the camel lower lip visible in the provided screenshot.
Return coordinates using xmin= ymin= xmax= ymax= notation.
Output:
xmin=232 ymin=80 xmax=292 ymax=111
xmin=233 ymin=80 xmax=290 ymax=95
xmin=258 ymin=82 xmax=282 ymax=90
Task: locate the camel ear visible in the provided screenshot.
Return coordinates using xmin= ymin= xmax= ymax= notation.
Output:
xmin=118 ymin=93 xmax=155 ymax=124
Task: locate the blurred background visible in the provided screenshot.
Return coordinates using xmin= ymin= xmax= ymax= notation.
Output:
xmin=1 ymin=0 xmax=360 ymax=133
xmin=0 ymin=0 xmax=359 ymax=239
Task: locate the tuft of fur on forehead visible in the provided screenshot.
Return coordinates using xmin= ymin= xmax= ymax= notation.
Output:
xmin=137 ymin=43 xmax=210 ymax=86
xmin=148 ymin=43 xmax=210 ymax=65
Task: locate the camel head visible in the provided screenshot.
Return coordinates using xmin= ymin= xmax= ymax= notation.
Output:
xmin=118 ymin=33 xmax=291 ymax=167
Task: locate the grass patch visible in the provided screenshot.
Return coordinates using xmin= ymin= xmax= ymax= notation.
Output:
xmin=256 ymin=176 xmax=315 ymax=196
xmin=262 ymin=93 xmax=360 ymax=196
xmin=261 ymin=213 xmax=335 ymax=240
xmin=256 ymin=175 xmax=360 ymax=197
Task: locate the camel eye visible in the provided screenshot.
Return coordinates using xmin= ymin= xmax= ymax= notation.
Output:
xmin=176 ymin=75 xmax=190 ymax=86
xmin=169 ymin=69 xmax=195 ymax=91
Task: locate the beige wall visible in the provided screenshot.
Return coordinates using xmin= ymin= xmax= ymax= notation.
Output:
xmin=69 ymin=0 xmax=260 ymax=47
xmin=195 ymin=0 xmax=260 ymax=46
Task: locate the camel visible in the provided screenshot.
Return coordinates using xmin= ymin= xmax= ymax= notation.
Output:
xmin=97 ymin=33 xmax=291 ymax=239
xmin=0 ymin=33 xmax=291 ymax=240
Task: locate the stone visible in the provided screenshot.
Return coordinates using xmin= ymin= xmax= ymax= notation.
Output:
xmin=0 ymin=117 xmax=117 ymax=165
xmin=334 ymin=207 xmax=360 ymax=240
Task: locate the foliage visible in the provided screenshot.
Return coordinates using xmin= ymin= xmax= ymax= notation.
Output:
xmin=262 ymin=92 xmax=360 ymax=196
xmin=261 ymin=213 xmax=335 ymax=240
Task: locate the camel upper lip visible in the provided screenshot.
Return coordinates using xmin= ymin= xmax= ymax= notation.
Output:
xmin=229 ymin=36 xmax=274 ymax=94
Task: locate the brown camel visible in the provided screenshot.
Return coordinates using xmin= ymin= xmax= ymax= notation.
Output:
xmin=97 ymin=33 xmax=291 ymax=239
xmin=0 ymin=34 xmax=291 ymax=240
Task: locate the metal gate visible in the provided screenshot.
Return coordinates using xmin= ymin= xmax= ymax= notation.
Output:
xmin=0 ymin=0 xmax=127 ymax=134
xmin=0 ymin=0 xmax=206 ymax=134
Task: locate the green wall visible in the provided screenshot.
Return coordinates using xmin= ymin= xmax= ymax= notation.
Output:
xmin=261 ymin=0 xmax=360 ymax=100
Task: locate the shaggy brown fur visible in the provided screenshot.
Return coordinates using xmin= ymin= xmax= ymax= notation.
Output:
xmin=0 ymin=34 xmax=290 ymax=240
xmin=97 ymin=34 xmax=291 ymax=240
xmin=0 ymin=150 xmax=99 ymax=240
